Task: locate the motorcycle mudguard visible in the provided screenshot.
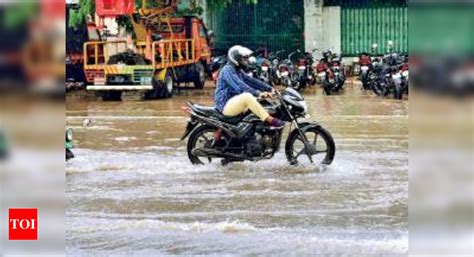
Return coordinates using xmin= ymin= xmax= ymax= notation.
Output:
xmin=285 ymin=122 xmax=321 ymax=145
xmin=180 ymin=120 xmax=199 ymax=140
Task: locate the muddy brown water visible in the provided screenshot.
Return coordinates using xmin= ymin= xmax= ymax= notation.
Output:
xmin=66 ymin=82 xmax=408 ymax=255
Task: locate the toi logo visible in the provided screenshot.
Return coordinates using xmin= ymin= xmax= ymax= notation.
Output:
xmin=9 ymin=208 xmax=38 ymax=240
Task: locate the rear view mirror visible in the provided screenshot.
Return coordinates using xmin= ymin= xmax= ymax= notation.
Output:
xmin=387 ymin=40 xmax=394 ymax=51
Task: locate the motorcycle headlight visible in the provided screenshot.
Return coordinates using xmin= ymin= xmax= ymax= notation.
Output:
xmin=66 ymin=129 xmax=74 ymax=141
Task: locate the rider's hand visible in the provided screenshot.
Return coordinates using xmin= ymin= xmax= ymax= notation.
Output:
xmin=259 ymin=92 xmax=272 ymax=98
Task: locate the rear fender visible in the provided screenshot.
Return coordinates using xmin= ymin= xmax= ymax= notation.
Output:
xmin=180 ymin=119 xmax=198 ymax=141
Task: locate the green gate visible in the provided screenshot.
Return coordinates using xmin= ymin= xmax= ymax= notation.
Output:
xmin=339 ymin=2 xmax=408 ymax=56
xmin=208 ymin=0 xmax=304 ymax=54
xmin=341 ymin=6 xmax=408 ymax=56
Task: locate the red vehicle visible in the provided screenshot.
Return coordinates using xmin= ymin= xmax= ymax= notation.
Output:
xmin=82 ymin=0 xmax=213 ymax=100
xmin=359 ymin=43 xmax=378 ymax=90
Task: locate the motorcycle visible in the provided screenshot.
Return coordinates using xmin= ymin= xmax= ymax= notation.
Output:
xmin=277 ymin=58 xmax=292 ymax=88
xmin=400 ymin=54 xmax=409 ymax=95
xmin=328 ymin=53 xmax=346 ymax=91
xmin=370 ymin=53 xmax=406 ymax=99
xmin=359 ymin=52 xmax=372 ymax=89
xmin=210 ymin=54 xmax=227 ymax=82
xmin=359 ymin=43 xmax=378 ymax=90
xmin=257 ymin=58 xmax=271 ymax=83
xmin=291 ymin=49 xmax=318 ymax=91
xmin=181 ymin=88 xmax=336 ymax=166
xmin=268 ymin=50 xmax=286 ymax=85
xmin=315 ymin=50 xmax=345 ymax=95
xmin=246 ymin=55 xmax=271 ymax=83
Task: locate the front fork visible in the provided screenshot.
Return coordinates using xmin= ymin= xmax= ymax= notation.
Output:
xmin=292 ymin=120 xmax=316 ymax=163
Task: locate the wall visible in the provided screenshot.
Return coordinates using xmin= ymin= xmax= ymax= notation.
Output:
xmin=304 ymin=0 xmax=323 ymax=57
xmin=305 ymin=3 xmax=342 ymax=59
xmin=322 ymin=6 xmax=341 ymax=56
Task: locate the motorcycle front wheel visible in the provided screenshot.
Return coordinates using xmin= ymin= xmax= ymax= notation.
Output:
xmin=322 ymin=80 xmax=332 ymax=95
xmin=393 ymin=83 xmax=402 ymax=100
xmin=187 ymin=125 xmax=216 ymax=165
xmin=285 ymin=126 xmax=335 ymax=165
xmin=371 ymin=81 xmax=388 ymax=96
xmin=292 ymin=79 xmax=302 ymax=91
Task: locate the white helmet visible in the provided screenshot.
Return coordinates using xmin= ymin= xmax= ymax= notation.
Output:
xmin=228 ymin=45 xmax=253 ymax=67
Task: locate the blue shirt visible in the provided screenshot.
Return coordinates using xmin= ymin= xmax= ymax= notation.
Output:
xmin=214 ymin=64 xmax=273 ymax=112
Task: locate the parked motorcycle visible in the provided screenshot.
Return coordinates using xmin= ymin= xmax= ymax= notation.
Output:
xmin=370 ymin=52 xmax=407 ymax=99
xmin=315 ymin=50 xmax=345 ymax=95
xmin=359 ymin=44 xmax=378 ymax=90
xmin=328 ymin=52 xmax=346 ymax=91
xmin=246 ymin=55 xmax=271 ymax=83
xmin=268 ymin=50 xmax=286 ymax=85
xmin=276 ymin=57 xmax=292 ymax=88
xmin=181 ymin=88 xmax=335 ymax=166
xmin=291 ymin=49 xmax=318 ymax=90
xmin=400 ymin=54 xmax=409 ymax=95
xmin=210 ymin=54 xmax=227 ymax=81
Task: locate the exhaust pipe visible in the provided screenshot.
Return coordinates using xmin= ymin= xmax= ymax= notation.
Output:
xmin=191 ymin=148 xmax=244 ymax=160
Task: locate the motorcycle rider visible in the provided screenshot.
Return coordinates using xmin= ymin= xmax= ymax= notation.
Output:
xmin=214 ymin=45 xmax=285 ymax=128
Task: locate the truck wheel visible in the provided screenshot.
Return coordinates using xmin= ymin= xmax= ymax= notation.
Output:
xmin=193 ymin=63 xmax=206 ymax=89
xmin=144 ymin=78 xmax=160 ymax=99
xmin=102 ymin=91 xmax=122 ymax=101
xmin=160 ymin=70 xmax=174 ymax=98
xmin=144 ymin=71 xmax=174 ymax=99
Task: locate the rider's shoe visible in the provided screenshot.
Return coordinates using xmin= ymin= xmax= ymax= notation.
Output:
xmin=269 ymin=118 xmax=286 ymax=128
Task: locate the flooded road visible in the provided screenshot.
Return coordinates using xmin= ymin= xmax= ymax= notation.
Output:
xmin=66 ymin=82 xmax=408 ymax=255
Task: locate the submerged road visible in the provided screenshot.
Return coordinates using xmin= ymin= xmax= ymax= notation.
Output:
xmin=66 ymin=82 xmax=408 ymax=255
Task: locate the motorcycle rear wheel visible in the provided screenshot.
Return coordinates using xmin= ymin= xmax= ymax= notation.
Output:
xmin=393 ymin=83 xmax=403 ymax=100
xmin=187 ymin=125 xmax=216 ymax=165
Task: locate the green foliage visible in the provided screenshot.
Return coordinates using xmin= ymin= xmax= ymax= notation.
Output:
xmin=3 ymin=2 xmax=38 ymax=29
xmin=116 ymin=15 xmax=135 ymax=36
xmin=69 ymin=0 xmax=95 ymax=27
xmin=67 ymin=0 xmax=258 ymax=35
xmin=175 ymin=6 xmax=204 ymax=17
xmin=207 ymin=0 xmax=258 ymax=11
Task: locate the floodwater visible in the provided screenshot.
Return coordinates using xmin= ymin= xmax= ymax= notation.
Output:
xmin=66 ymin=82 xmax=408 ymax=256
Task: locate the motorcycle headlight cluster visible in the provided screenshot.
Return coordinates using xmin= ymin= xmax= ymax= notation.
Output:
xmin=283 ymin=95 xmax=307 ymax=115
xmin=299 ymin=101 xmax=308 ymax=114
xmin=66 ymin=129 xmax=74 ymax=141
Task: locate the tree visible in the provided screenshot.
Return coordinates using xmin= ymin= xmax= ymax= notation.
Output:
xmin=68 ymin=0 xmax=258 ymax=33
xmin=207 ymin=0 xmax=258 ymax=10
xmin=68 ymin=0 xmax=95 ymax=27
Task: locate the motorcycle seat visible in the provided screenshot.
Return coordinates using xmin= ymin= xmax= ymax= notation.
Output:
xmin=190 ymin=104 xmax=245 ymax=124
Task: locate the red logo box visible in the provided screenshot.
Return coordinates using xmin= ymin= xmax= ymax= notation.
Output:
xmin=8 ymin=208 xmax=38 ymax=240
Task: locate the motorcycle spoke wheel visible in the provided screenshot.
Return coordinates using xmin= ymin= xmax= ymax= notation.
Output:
xmin=290 ymin=130 xmax=331 ymax=165
xmin=187 ymin=126 xmax=216 ymax=165
xmin=196 ymin=133 xmax=214 ymax=164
